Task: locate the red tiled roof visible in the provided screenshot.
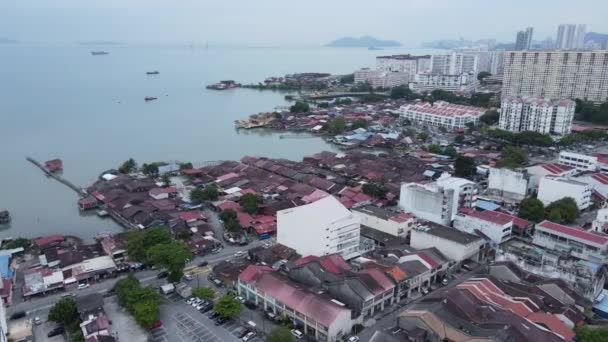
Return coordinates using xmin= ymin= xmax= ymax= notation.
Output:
xmin=358 ymin=268 xmax=394 ymax=291
xmin=542 ymin=163 xmax=574 ymax=174
xmin=294 ymin=255 xmax=318 ymax=266
xmin=487 ymin=211 xmax=530 ymax=228
xmin=253 ymin=223 xmax=276 ymax=235
xmin=459 ymin=208 xmax=511 ymax=226
xmin=182 ymin=168 xmax=204 ymax=175
xmin=237 ymin=212 xmax=255 ymax=227
xmin=217 ymin=201 xmax=240 ymax=212
xmin=527 ymin=312 xmax=575 ymax=341
xmin=179 ymin=210 xmax=206 ymax=222
xmin=35 ymin=235 xmax=64 ymax=247
xmin=593 ymin=189 xmax=606 ymax=201
xmin=238 ymin=265 xmax=272 ymax=282
xmin=319 ymin=254 xmax=352 ymax=274
xmin=592 ymin=173 xmax=608 ymax=185
xmin=417 ymin=252 xmax=439 ymax=269
xmin=537 ymin=220 xmax=608 ymax=245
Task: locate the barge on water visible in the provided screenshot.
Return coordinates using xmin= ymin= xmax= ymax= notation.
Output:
xmin=91 ymin=51 xmax=109 ymax=55
xmin=0 ymin=210 xmax=10 ymax=224
xmin=206 ymin=80 xmax=241 ymax=90
xmin=144 ymin=96 xmax=158 ymax=101
xmin=146 ymin=71 xmax=160 ymax=75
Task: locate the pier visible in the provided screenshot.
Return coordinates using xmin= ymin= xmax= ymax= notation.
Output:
xmin=26 ymin=157 xmax=87 ymax=197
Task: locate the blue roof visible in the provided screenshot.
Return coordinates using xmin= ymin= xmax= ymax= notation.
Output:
xmin=158 ymin=163 xmax=180 ymax=175
xmin=593 ymin=290 xmax=608 ymax=318
xmin=0 ymin=255 xmax=12 ymax=278
xmin=476 ymin=200 xmax=501 ymax=211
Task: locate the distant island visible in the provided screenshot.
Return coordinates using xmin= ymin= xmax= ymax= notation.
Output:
xmin=0 ymin=37 xmax=18 ymax=44
xmin=326 ymin=36 xmax=401 ymax=47
xmin=77 ymin=41 xmax=122 ymax=46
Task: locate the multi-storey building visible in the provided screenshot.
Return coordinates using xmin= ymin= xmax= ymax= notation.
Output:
xmin=515 ymin=27 xmax=534 ymax=50
xmin=533 ymin=220 xmax=608 ymax=264
xmin=277 ymin=196 xmax=361 ymax=260
xmin=558 ymin=151 xmax=598 ymax=172
xmin=453 ymin=208 xmax=513 ymax=245
xmin=537 ymin=176 xmax=592 ymax=210
xmin=502 ymin=50 xmax=608 ymax=104
xmin=430 ymin=53 xmax=478 ymax=75
xmin=375 ymin=54 xmax=431 ymax=78
xmin=499 ymin=96 xmax=575 ymax=136
xmin=556 ymin=24 xmax=586 ymax=49
xmin=353 ymin=68 xmax=409 ymax=89
xmin=399 ymin=100 xmax=485 ymax=130
xmin=410 ymin=72 xmax=476 ymax=92
xmin=399 ymin=173 xmax=476 ymax=225
xmin=351 ymin=206 xmax=415 ymax=239
xmin=488 ymin=50 xmax=505 ymax=75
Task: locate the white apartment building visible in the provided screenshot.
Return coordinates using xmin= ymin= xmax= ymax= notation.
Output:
xmin=430 ymin=53 xmax=478 ymax=75
xmin=487 ymin=167 xmax=531 ymax=201
xmin=533 ymin=220 xmax=608 ymax=264
xmin=410 ymin=224 xmax=484 ymax=263
xmin=376 ymin=54 xmax=431 ymax=79
xmin=277 ymin=196 xmax=361 ymax=260
xmin=353 ymin=68 xmax=409 ymax=89
xmin=526 ymin=162 xmax=577 ymax=190
xmin=558 ymin=151 xmax=598 ymax=172
xmin=537 ymin=176 xmax=592 ymax=210
xmin=399 ymin=100 xmax=485 ymax=130
xmin=399 ymin=173 xmax=476 ymax=226
xmin=411 ymin=73 xmax=476 ymax=92
xmin=352 ymin=206 xmax=415 ymax=239
xmin=556 ymin=24 xmax=586 ymax=49
xmin=453 ymin=208 xmax=513 ymax=245
xmin=502 ymin=50 xmax=608 ymax=104
xmin=499 ymin=96 xmax=575 ymax=136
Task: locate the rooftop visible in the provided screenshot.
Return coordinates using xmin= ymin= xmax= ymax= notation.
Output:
xmin=401 ymin=101 xmax=485 ymax=118
xmin=537 ymin=220 xmax=608 ymax=245
xmin=415 ymin=222 xmax=483 ymax=245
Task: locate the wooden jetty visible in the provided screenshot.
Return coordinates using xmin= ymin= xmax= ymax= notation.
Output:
xmin=26 ymin=157 xmax=87 ymax=197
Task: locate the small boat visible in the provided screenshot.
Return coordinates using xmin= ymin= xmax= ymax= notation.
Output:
xmin=0 ymin=210 xmax=10 ymax=224
xmin=146 ymin=71 xmax=160 ymax=75
xmin=144 ymin=97 xmax=158 ymax=101
xmin=206 ymin=80 xmax=241 ymax=90
xmin=91 ymin=51 xmax=109 ymax=55
xmin=97 ymin=210 xmax=109 ymax=217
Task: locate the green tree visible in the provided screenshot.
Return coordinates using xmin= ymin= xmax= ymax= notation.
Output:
xmin=518 ymin=198 xmax=545 ymax=222
xmin=141 ymin=163 xmax=159 ymax=177
xmin=545 ymin=197 xmax=579 ymax=223
xmin=442 ymin=146 xmax=458 ymax=158
xmin=328 ymin=116 xmax=346 ymax=134
xmin=351 ymin=118 xmax=368 ymax=130
xmin=427 ymin=144 xmax=443 ymax=154
xmin=224 ymin=219 xmax=242 ymax=232
xmin=480 ymin=110 xmax=500 ymax=125
xmin=268 ymin=327 xmax=294 ymax=342
xmin=1 ymin=238 xmax=32 ymax=250
xmin=161 ymin=173 xmax=171 ymax=187
xmin=192 ymin=287 xmax=215 ymax=299
xmin=132 ymin=300 xmax=160 ymax=328
xmin=179 ymin=162 xmax=193 ymax=170
xmin=390 ymin=85 xmax=417 ymax=100
xmin=575 ymin=326 xmax=608 ymax=342
xmin=114 ymin=276 xmax=161 ymax=328
xmin=148 ymin=241 xmax=193 ymax=282
xmin=477 ymin=71 xmax=492 ymax=81
xmin=289 ymin=101 xmax=310 ymax=113
xmin=219 ymin=209 xmax=238 ymax=223
xmin=417 ymin=132 xmax=429 ymax=142
xmin=142 ymin=227 xmax=172 ymax=250
xmin=361 ymin=94 xmax=385 ymax=103
xmin=454 ymin=156 xmax=476 ymax=178
xmin=190 ymin=184 xmax=219 ymax=203
xmin=213 ymin=294 xmax=242 ymax=318
xmin=48 ymin=298 xmax=79 ymax=330
xmin=362 ymin=183 xmax=388 ymax=198
xmin=119 ymin=158 xmax=137 ymax=174
xmin=239 ymin=193 xmax=259 ymax=215
xmin=339 ymin=74 xmax=354 ymax=84
xmin=126 ymin=230 xmax=147 ymax=262
xmin=547 ymin=209 xmax=562 ymax=223
xmin=496 ymin=147 xmax=528 ymax=169
xmin=454 ymin=134 xmax=465 ymax=144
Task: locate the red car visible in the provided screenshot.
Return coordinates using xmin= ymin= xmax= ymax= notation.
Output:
xmin=150 ymin=320 xmax=163 ymax=330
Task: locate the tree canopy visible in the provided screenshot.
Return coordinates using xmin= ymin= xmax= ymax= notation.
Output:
xmin=574 ymin=99 xmax=608 ymax=125
xmin=126 ymin=227 xmax=173 ymax=264
xmin=351 ymin=118 xmax=368 ymax=130
xmin=190 ymin=184 xmax=219 ymax=203
xmin=496 ymin=147 xmax=528 ymax=169
xmin=239 ymin=193 xmax=259 ymax=215
xmin=289 ymin=101 xmax=310 ymax=113
xmin=268 ymin=327 xmax=295 ymax=342
xmin=220 ymin=209 xmax=242 ymax=232
xmin=339 ymin=74 xmax=354 ymax=84
xmin=192 ymin=287 xmax=215 ymax=299
xmin=48 ymin=298 xmax=79 ymax=331
xmin=390 ymin=85 xmax=417 ymax=100
xmin=362 ymin=183 xmax=388 ymax=198
xmin=480 ymin=110 xmax=500 ymax=125
xmin=1 ymin=237 xmax=31 ymax=250
xmin=575 ymin=326 xmax=608 ymax=342
xmin=545 ymin=197 xmax=579 ymax=224
xmin=454 ymin=156 xmax=477 ymax=178
xmin=486 ymin=129 xmax=553 ymax=146
xmin=213 ymin=294 xmax=242 ymax=318
xmin=119 ymin=158 xmax=137 ymax=174
xmin=477 ymin=71 xmax=492 ymax=81
xmin=141 ymin=163 xmax=159 ymax=177
xmin=454 ymin=134 xmax=465 ymax=144
xmin=148 ymin=240 xmax=193 ymax=282
xmin=518 ymin=198 xmax=545 ymax=222
xmin=326 ymin=116 xmax=346 ymax=134
xmin=115 ymin=275 xmax=161 ymax=328
xmin=417 ymin=131 xmax=429 ymax=142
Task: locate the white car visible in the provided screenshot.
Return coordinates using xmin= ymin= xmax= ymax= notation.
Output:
xmin=235 ymin=296 xmax=246 ymax=304
xmin=186 ymin=297 xmax=197 ymax=304
xmin=290 ymin=329 xmax=304 ymax=340
xmin=77 ymin=283 xmax=90 ymax=290
xmin=33 ymin=317 xmax=42 ymax=325
xmin=242 ymin=331 xmax=257 ymax=341
xmin=421 ymin=287 xmax=429 ymax=295
xmin=234 ymin=251 xmax=246 ymax=258
xmin=348 ymin=337 xmax=360 ymax=342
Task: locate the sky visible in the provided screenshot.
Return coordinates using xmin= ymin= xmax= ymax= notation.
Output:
xmin=1 ymin=0 xmax=607 ymax=47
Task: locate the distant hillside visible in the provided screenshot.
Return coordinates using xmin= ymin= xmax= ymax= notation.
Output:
xmin=326 ymin=36 xmax=401 ymax=47
xmin=585 ymin=32 xmax=608 ymax=47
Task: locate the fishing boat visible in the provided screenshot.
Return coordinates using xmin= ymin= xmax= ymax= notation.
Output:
xmin=0 ymin=210 xmax=10 ymax=224
xmin=146 ymin=71 xmax=160 ymax=75
xmin=144 ymin=97 xmax=158 ymax=101
xmin=91 ymin=51 xmax=109 ymax=55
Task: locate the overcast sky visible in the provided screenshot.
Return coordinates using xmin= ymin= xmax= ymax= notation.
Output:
xmin=1 ymin=0 xmax=607 ymax=47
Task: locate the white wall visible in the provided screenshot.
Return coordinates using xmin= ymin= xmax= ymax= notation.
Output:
xmin=352 ymin=211 xmax=413 ymax=238
xmin=488 ymin=168 xmax=530 ymax=200
xmin=559 ymin=151 xmax=598 ymax=172
xmin=453 ymin=214 xmax=512 ymax=244
xmin=410 ymin=229 xmax=481 ymax=262
xmin=399 ymin=183 xmax=452 ymax=225
xmin=537 ymin=177 xmax=592 ymax=210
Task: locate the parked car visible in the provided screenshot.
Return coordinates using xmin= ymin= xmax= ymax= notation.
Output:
xmin=10 ymin=312 xmax=26 ymax=320
xmin=242 ymin=331 xmax=257 ymax=341
xmin=199 ymin=303 xmax=213 ymax=313
xmin=441 ymin=277 xmax=449 ymax=286
xmin=214 ymin=316 xmax=229 ymax=325
xmin=421 ymin=287 xmax=429 ymax=295
xmin=265 ymin=311 xmax=277 ymax=321
xmin=234 ymin=251 xmax=246 ymax=258
xmin=77 ymin=283 xmax=90 ymax=290
xmin=48 ymin=326 xmax=65 ymax=337
xmin=212 ymin=279 xmax=224 ymax=287
xmin=348 ymin=336 xmax=360 ymax=342
xmin=157 ymin=271 xmax=169 ymax=279
xmin=33 ymin=317 xmax=42 ymax=325
xmin=198 ymin=261 xmax=209 ymax=267
xmin=207 ymin=311 xmax=220 ymax=319
xmin=235 ymin=296 xmax=246 ymax=304
xmin=183 ymin=274 xmax=193 ymax=282
xmin=291 ymin=329 xmax=304 ymax=340
xmin=245 ymin=301 xmax=257 ymax=310
xmin=186 ymin=297 xmax=197 ymax=305
xmin=61 ymin=293 xmax=76 ymax=298
xmin=150 ymin=320 xmax=163 ymax=330
xmin=236 ymin=327 xmax=251 ymax=338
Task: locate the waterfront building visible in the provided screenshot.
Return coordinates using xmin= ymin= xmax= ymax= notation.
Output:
xmin=399 ymin=173 xmax=476 ymax=225
xmin=277 ymin=196 xmax=361 ymax=260
xmin=399 ymin=100 xmax=485 ymax=130
xmin=498 ymin=96 xmax=575 ymax=136
xmin=537 ymin=176 xmax=592 ymax=210
xmin=353 ymin=68 xmax=409 ymax=89
xmin=502 ymin=50 xmax=608 ymax=104
xmin=515 ymin=27 xmax=534 ymax=50
xmin=556 ymin=24 xmax=586 ymax=49
xmin=375 ymin=54 xmax=431 ymax=78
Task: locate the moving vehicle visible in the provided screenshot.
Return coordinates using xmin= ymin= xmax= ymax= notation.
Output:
xmin=198 ymin=261 xmax=209 ymax=267
xmin=33 ymin=317 xmax=42 ymax=325
xmin=442 ymin=277 xmax=449 ymax=286
xmin=77 ymin=283 xmax=90 ymax=290
xmin=234 ymin=251 xmax=246 ymax=258
xmin=291 ymin=329 xmax=304 ymax=340
xmin=48 ymin=326 xmax=65 ymax=337
xmin=242 ymin=331 xmax=257 ymax=341
xmin=183 ymin=274 xmax=193 ymax=282
xmin=10 ymin=312 xmax=26 ymax=320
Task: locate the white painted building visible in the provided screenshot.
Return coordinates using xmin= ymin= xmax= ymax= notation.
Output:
xmin=558 ymin=151 xmax=598 ymax=172
xmin=556 ymin=24 xmax=586 ymax=49
xmin=533 ymin=220 xmax=608 ymax=264
xmin=375 ymin=54 xmax=431 ymax=79
xmin=592 ymin=208 xmax=608 ymax=233
xmin=399 ymin=173 xmax=476 ymax=225
xmin=430 ymin=53 xmax=478 ymax=75
xmin=277 ymin=196 xmax=361 ymax=260
xmin=399 ymin=100 xmax=485 ymax=130
xmin=453 ymin=208 xmax=513 ymax=245
xmin=410 ymin=224 xmax=484 ymax=262
xmin=537 ymin=176 xmax=592 ymax=210
xmin=526 ymin=163 xmax=577 ymax=191
xmin=410 ymin=73 xmax=476 ymax=92
xmin=499 ymin=96 xmax=575 ymax=136
xmin=487 ymin=167 xmax=530 ymax=201
xmin=352 ymin=205 xmax=415 ymax=238
xmin=353 ymin=68 xmax=410 ymax=89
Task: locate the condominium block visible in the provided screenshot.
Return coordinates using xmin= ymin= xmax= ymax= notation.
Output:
xmin=502 ymin=50 xmax=608 ymax=104
xmin=499 ymin=96 xmax=575 ymax=136
xmin=430 ymin=53 xmax=478 ymax=75
xmin=399 ymin=100 xmax=485 ymax=129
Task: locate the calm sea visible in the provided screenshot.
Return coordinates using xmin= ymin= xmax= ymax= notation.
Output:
xmin=0 ymin=44 xmax=439 ymax=241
